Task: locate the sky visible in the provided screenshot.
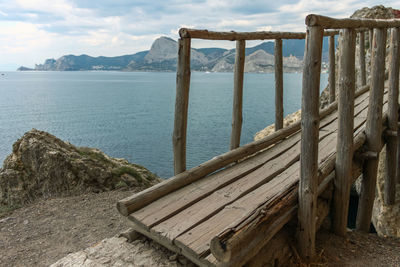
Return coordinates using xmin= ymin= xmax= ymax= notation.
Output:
xmin=0 ymin=0 xmax=398 ymax=70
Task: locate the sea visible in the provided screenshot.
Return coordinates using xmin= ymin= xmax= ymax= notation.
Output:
xmin=0 ymin=71 xmax=328 ymax=178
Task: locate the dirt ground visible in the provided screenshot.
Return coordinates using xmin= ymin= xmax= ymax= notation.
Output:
xmin=1 ymin=190 xmax=400 ymax=267
xmin=291 ymin=228 xmax=400 ymax=267
xmin=0 ymin=189 xmax=139 ymax=267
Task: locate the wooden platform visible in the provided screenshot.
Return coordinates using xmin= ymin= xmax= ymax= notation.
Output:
xmin=119 ymin=86 xmax=389 ymax=266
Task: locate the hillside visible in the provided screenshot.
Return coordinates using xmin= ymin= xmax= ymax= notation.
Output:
xmin=18 ymin=36 xmax=333 ymax=73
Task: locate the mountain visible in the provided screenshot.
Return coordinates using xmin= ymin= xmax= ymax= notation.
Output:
xmin=19 ymin=36 xmax=333 ymax=73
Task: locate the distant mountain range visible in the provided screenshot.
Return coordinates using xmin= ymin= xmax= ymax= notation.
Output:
xmin=18 ymin=36 xmax=333 ymax=73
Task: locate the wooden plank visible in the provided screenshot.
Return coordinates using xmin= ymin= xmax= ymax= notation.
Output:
xmin=329 ymin=35 xmax=336 ymax=103
xmin=174 ymin=132 xmax=339 ymax=260
xmin=150 ymin=139 xmax=302 ymax=241
xmin=298 ymin=25 xmax=323 ymax=260
xmin=173 ymin=38 xmax=191 ymax=175
xmin=230 ymin=40 xmax=246 ymax=150
xmin=275 ymin=38 xmax=284 ymax=130
xmin=385 ymin=27 xmax=400 ymax=205
xmin=357 ymin=28 xmax=387 ymax=232
xmin=306 ymin=14 xmax=400 ymax=29
xmin=117 ymin=121 xmax=301 ymax=216
xmin=131 ymin=130 xmax=303 ymax=228
xmin=332 ymin=28 xmax=356 ymax=236
xmin=359 ymin=31 xmax=367 ymax=86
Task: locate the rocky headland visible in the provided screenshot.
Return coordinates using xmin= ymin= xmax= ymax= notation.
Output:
xmin=0 ymin=129 xmax=159 ymax=208
xmin=18 ymin=36 xmax=313 ymax=73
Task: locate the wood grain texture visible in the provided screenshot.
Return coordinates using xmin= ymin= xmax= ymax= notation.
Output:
xmin=385 ymin=27 xmax=399 ymax=205
xmin=329 ymin=35 xmax=336 ymax=103
xmin=298 ymin=25 xmax=323 ymax=260
xmin=275 ymin=38 xmax=284 ymax=130
xmin=357 ymin=28 xmax=387 ymax=232
xmin=332 ymin=28 xmax=356 ymax=236
xmin=359 ymin=31 xmax=367 ymax=86
xmin=230 ymin=40 xmax=245 ymax=150
xmin=173 ymin=38 xmax=191 ymax=175
xmin=306 ymin=14 xmax=400 ymax=29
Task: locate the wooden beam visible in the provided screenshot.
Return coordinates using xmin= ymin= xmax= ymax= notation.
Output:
xmin=275 ymin=38 xmax=284 ymax=130
xmin=385 ymin=27 xmax=400 ymax=205
xmin=230 ymin=40 xmax=246 ymax=150
xmin=179 ymin=28 xmax=306 ymax=40
xmin=357 ymin=28 xmax=387 ymax=232
xmin=332 ymin=28 xmax=356 ymax=236
xmin=173 ymin=38 xmax=191 ymax=175
xmin=329 ymin=35 xmax=336 ymax=103
xmin=359 ymin=31 xmax=367 ymax=86
xmin=298 ymin=25 xmax=323 ymax=260
xmin=306 ymin=14 xmax=400 ymax=29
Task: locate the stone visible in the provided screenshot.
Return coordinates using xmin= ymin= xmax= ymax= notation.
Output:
xmin=0 ymin=129 xmax=160 ymax=207
xmin=50 ymin=237 xmax=194 ymax=267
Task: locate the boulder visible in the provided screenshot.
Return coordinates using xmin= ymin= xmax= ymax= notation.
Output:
xmin=0 ymin=129 xmax=159 ymax=206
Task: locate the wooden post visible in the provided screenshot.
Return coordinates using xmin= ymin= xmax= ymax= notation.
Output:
xmin=369 ymin=29 xmax=373 ymax=50
xmin=230 ymin=40 xmax=246 ymax=150
xmin=298 ymin=25 xmax=323 ymax=260
xmin=359 ymin=31 xmax=367 ymax=86
xmin=329 ymin=35 xmax=336 ymax=103
xmin=332 ymin=28 xmax=356 ymax=236
xmin=275 ymin=38 xmax=284 ymax=130
xmin=173 ymin=38 xmax=191 ymax=175
xmin=356 ymin=28 xmax=387 ymax=232
xmin=385 ymin=27 xmax=400 ymax=205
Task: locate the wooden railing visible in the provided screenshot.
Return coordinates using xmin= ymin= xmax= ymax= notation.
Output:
xmin=173 ymin=28 xmax=340 ymax=175
xmin=299 ymin=14 xmax=400 ymax=260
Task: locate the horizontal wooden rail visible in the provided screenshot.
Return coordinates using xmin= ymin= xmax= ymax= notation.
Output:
xmin=306 ymin=14 xmax=400 ymax=29
xmin=117 ymin=84 xmax=370 ymax=217
xmin=179 ymin=28 xmax=341 ymax=40
xmin=179 ymin=28 xmax=306 ymax=40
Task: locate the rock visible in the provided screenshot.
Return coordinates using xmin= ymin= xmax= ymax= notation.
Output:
xmin=0 ymin=129 xmax=160 ymax=206
xmin=372 ymin=147 xmax=400 ymax=237
xmin=50 ymin=237 xmax=194 ymax=267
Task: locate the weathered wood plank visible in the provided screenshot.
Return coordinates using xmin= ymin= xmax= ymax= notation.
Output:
xmin=332 ymin=28 xmax=356 ymax=236
xmin=357 ymin=28 xmax=387 ymax=232
xmin=230 ymin=40 xmax=246 ymax=150
xmin=275 ymin=38 xmax=284 ymax=130
xmin=174 ymin=132 xmax=339 ymax=259
xmin=173 ymin=38 xmax=191 ymax=174
xmin=298 ymin=25 xmax=323 ymax=260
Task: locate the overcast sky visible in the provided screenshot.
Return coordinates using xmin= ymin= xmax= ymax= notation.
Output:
xmin=0 ymin=0 xmax=398 ymax=70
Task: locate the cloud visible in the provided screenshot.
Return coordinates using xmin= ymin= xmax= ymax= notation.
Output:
xmin=0 ymin=0 xmax=399 ymax=70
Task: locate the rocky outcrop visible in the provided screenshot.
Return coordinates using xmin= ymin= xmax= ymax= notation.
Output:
xmin=0 ymin=129 xmax=159 ymax=206
xmin=372 ymin=148 xmax=400 ymax=237
xmin=50 ymin=236 xmax=193 ymax=267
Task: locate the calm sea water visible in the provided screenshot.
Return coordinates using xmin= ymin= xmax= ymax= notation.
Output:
xmin=0 ymin=71 xmax=328 ymax=178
